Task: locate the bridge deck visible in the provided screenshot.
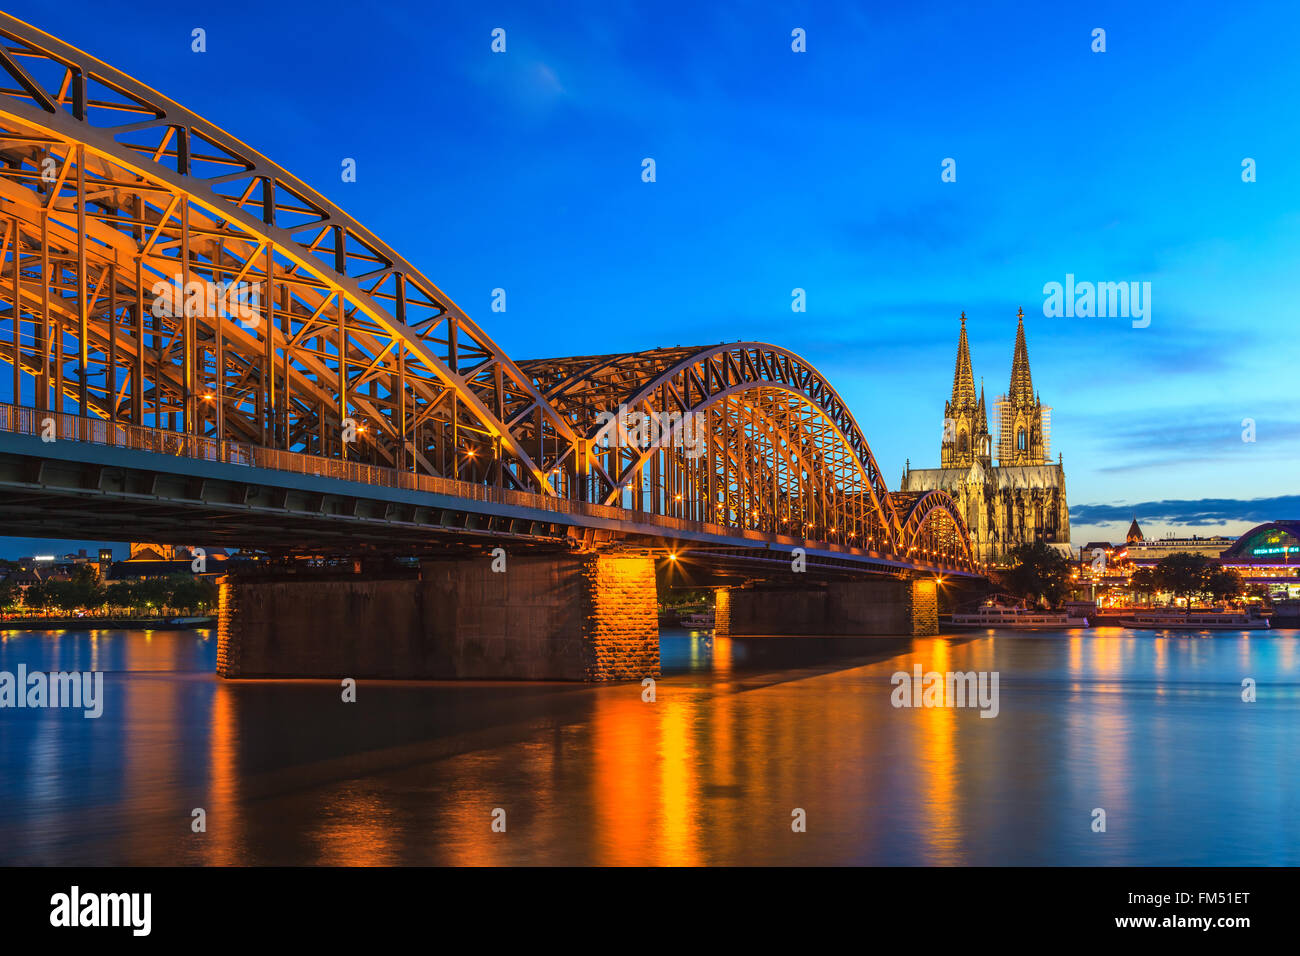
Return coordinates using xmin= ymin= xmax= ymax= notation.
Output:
xmin=0 ymin=402 xmax=978 ymax=577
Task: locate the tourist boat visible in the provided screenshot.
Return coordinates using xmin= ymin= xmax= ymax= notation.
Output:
xmin=1118 ymin=609 xmax=1270 ymax=630
xmin=949 ymin=605 xmax=1088 ymax=629
xmin=680 ymin=610 xmax=715 ymax=628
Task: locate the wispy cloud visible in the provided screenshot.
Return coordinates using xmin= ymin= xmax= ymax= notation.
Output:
xmin=1072 ymin=496 xmax=1300 ymax=526
xmin=1067 ymin=401 xmax=1300 ymax=472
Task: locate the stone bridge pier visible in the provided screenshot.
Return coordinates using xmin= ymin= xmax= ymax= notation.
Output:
xmin=714 ymin=577 xmax=938 ymax=638
xmin=216 ymin=552 xmax=659 ymax=681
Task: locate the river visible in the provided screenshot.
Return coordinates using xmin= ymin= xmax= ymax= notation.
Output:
xmin=1 ymin=626 xmax=1297 ymax=865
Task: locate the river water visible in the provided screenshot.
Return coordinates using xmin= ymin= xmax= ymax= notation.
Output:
xmin=1 ymin=626 xmax=1297 ymax=865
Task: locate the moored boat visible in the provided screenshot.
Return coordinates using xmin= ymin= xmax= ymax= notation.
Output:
xmin=949 ymin=605 xmax=1088 ymax=629
xmin=679 ymin=610 xmax=715 ymax=628
xmin=1118 ymin=609 xmax=1269 ymax=630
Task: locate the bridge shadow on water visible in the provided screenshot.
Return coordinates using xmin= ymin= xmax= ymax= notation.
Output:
xmin=660 ymin=627 xmax=964 ymax=688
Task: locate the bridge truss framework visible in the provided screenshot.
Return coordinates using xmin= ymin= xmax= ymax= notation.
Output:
xmin=0 ymin=13 xmax=977 ymax=573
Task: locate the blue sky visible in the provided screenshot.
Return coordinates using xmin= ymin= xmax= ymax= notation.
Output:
xmin=3 ymin=0 xmax=1298 ymax=558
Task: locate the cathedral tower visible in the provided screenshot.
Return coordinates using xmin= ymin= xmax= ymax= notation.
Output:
xmin=995 ymin=309 xmax=1050 ymax=466
xmin=901 ymin=308 xmax=1070 ymax=566
xmin=940 ymin=312 xmax=991 ymax=468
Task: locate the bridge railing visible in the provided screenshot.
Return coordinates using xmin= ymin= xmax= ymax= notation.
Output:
xmin=0 ymin=401 xmax=975 ymax=573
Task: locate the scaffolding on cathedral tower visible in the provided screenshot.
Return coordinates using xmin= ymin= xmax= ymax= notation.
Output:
xmin=994 ymin=399 xmax=1052 ymax=465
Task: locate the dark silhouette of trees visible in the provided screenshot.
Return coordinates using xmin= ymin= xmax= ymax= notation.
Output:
xmin=1003 ymin=541 xmax=1072 ymax=607
xmin=2 ymin=570 xmax=218 ymax=617
xmin=1146 ymin=553 xmax=1245 ymax=608
xmin=1205 ymin=567 xmax=1245 ymax=605
xmin=1129 ymin=567 xmax=1159 ymax=604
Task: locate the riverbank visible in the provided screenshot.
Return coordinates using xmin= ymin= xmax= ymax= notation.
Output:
xmin=0 ymin=615 xmax=214 ymax=632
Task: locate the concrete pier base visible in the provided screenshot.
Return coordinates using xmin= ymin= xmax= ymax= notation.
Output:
xmin=217 ymin=553 xmax=659 ymax=681
xmin=714 ymin=577 xmax=937 ymax=637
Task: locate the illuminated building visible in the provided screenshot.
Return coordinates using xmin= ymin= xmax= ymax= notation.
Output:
xmin=1218 ymin=521 xmax=1300 ymax=598
xmin=901 ymin=310 xmax=1070 ymax=565
xmin=1124 ymin=534 xmax=1237 ymax=564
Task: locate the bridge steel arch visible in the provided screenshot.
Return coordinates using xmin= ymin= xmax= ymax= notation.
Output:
xmin=518 ymin=343 xmax=975 ymax=568
xmin=0 ymin=14 xmax=976 ymax=573
xmin=892 ymin=489 xmax=976 ymax=568
xmin=0 ymin=13 xmax=584 ymax=496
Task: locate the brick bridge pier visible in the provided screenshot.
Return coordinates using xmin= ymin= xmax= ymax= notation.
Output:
xmin=217 ymin=559 xmax=938 ymax=682
xmin=714 ymin=578 xmax=938 ymax=638
xmin=217 ymin=553 xmax=660 ymax=681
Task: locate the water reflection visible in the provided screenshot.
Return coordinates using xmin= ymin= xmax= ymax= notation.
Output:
xmin=1 ymin=627 xmax=1298 ymax=865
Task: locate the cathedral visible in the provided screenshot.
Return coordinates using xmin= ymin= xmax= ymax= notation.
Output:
xmin=899 ymin=309 xmax=1071 ymax=566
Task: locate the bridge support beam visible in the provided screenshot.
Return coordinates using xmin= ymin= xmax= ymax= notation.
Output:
xmin=216 ymin=553 xmax=659 ymax=681
xmin=714 ymin=577 xmax=938 ymax=638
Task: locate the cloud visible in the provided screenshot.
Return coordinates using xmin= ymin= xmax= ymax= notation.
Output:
xmin=836 ymin=200 xmax=971 ymax=253
xmin=1071 ymin=495 xmax=1300 ymax=526
xmin=1064 ymin=400 xmax=1300 ymax=472
xmin=532 ymin=62 xmax=565 ymax=96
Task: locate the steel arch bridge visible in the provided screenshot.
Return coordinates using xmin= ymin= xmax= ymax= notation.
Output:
xmin=0 ymin=14 xmax=976 ymax=574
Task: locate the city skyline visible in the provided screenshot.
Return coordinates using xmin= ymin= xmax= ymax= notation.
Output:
xmin=2 ymin=0 xmax=1297 ymax=557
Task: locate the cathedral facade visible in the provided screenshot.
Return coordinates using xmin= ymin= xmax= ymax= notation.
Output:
xmin=900 ymin=310 xmax=1071 ymax=566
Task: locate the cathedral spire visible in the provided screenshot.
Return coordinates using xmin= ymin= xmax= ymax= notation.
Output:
xmin=1008 ymin=307 xmax=1034 ymax=404
xmin=951 ymin=311 xmax=976 ymax=406
xmin=942 ymin=312 xmax=990 ymax=468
